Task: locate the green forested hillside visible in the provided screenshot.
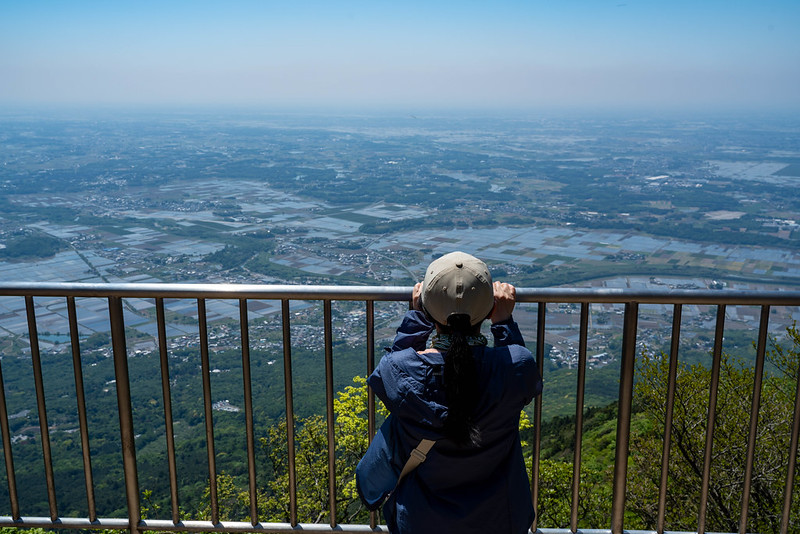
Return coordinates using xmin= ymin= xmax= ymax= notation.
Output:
xmin=0 ymin=334 xmax=371 ymax=518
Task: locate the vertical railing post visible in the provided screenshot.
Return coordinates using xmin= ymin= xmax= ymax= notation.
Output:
xmin=197 ymin=298 xmax=218 ymax=525
xmin=366 ymin=300 xmax=378 ymax=530
xmin=155 ymin=298 xmax=180 ymax=524
xmin=67 ymin=296 xmax=96 ymax=522
xmin=739 ymin=305 xmax=769 ymax=534
xmin=698 ymin=304 xmax=725 ymax=533
xmin=611 ymin=301 xmax=638 ymax=534
xmin=323 ymin=300 xmax=337 ymax=527
xmin=570 ymin=302 xmax=589 ymax=532
xmin=239 ymin=299 xmax=259 ymax=525
xmin=531 ymin=302 xmax=546 ymax=533
xmin=281 ymin=299 xmax=298 ymax=526
xmin=657 ymin=303 xmax=682 ymax=534
xmin=26 ymin=296 xmax=58 ymax=521
xmin=108 ymin=296 xmax=141 ymax=534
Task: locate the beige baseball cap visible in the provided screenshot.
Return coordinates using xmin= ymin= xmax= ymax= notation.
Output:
xmin=421 ymin=251 xmax=494 ymax=326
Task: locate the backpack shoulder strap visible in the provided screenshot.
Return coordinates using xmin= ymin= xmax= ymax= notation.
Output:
xmin=396 ymin=438 xmax=436 ymax=484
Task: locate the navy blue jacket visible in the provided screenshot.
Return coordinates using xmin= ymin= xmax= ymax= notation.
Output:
xmin=358 ymin=310 xmax=542 ymax=534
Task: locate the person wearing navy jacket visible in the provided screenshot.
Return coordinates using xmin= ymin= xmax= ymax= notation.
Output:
xmin=356 ymin=251 xmax=543 ymax=534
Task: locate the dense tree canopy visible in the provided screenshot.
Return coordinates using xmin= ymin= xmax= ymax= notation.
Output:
xmin=627 ymin=326 xmax=800 ymax=532
xmin=0 ymin=234 xmax=65 ymax=259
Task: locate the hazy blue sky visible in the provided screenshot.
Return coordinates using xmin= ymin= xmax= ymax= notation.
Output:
xmin=1 ymin=1 xmax=798 ymax=113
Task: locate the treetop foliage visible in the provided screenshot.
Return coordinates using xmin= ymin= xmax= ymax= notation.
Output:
xmin=627 ymin=325 xmax=800 ymax=533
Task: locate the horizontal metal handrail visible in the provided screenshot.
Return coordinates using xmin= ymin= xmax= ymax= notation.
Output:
xmin=0 ymin=282 xmax=798 ymax=534
xmin=0 ymin=516 xmax=710 ymax=534
xmin=2 ymin=281 xmax=800 ymax=304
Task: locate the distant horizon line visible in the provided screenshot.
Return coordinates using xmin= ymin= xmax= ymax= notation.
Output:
xmin=1 ymin=102 xmax=799 ymax=122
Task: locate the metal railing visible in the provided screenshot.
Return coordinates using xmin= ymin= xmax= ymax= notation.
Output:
xmin=0 ymin=282 xmax=798 ymax=534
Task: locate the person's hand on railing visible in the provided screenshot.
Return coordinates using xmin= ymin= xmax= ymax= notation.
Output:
xmin=411 ymin=282 xmax=424 ymax=311
xmin=489 ymin=281 xmax=516 ymax=324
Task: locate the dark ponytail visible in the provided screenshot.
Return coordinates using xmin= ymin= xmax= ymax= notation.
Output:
xmin=442 ymin=314 xmax=481 ymax=447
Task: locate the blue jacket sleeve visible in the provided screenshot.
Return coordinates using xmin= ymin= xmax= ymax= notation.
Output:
xmin=391 ymin=310 xmax=434 ymax=352
xmin=491 ymin=316 xmax=526 ymax=348
xmin=356 ymin=415 xmax=401 ymax=510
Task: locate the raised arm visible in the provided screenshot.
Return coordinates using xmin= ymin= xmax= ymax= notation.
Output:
xmin=390 ymin=283 xmax=434 ymax=352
